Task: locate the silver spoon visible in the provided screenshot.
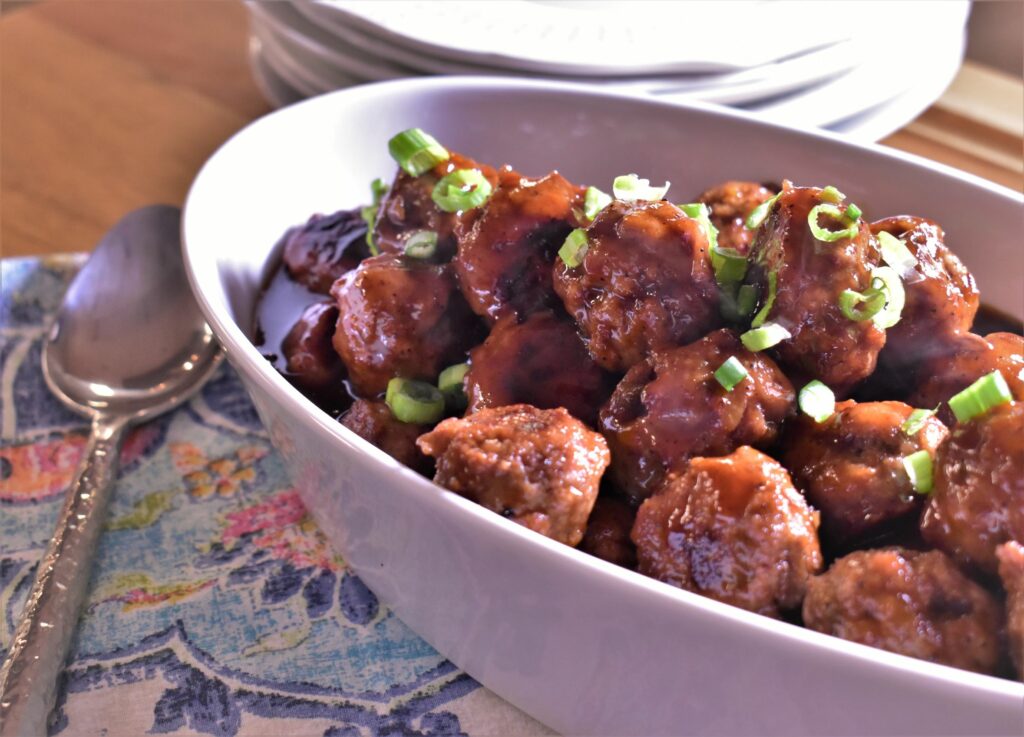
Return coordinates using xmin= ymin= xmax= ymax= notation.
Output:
xmin=0 ymin=205 xmax=222 ymax=737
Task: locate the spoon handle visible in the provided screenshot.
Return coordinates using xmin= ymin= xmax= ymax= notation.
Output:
xmin=0 ymin=415 xmax=126 ymax=737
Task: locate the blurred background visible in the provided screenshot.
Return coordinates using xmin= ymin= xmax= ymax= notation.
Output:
xmin=1 ymin=0 xmax=1020 ymax=257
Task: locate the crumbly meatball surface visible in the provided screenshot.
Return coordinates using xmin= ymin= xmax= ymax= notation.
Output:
xmin=632 ymin=446 xmax=822 ymax=617
xmin=282 ymin=208 xmax=370 ymax=294
xmin=454 ymin=169 xmax=585 ymax=323
xmin=552 ymin=199 xmax=721 ymax=372
xmin=744 ymin=185 xmax=886 ymax=394
xmin=803 ymin=548 xmax=1004 ymax=675
xmin=921 ymin=401 xmax=1024 ymax=575
xmin=340 ymin=399 xmax=431 ymax=474
xmin=331 ymin=253 xmax=481 ymax=397
xmin=579 ymin=494 xmax=637 ymax=569
xmin=696 ymin=180 xmax=777 ymax=254
xmin=782 ymin=400 xmax=948 ymax=547
xmin=600 ymin=329 xmax=794 ymax=502
xmin=996 ymin=541 xmax=1024 ymax=678
xmin=374 ymin=152 xmax=498 ymax=259
xmin=908 ymin=332 xmax=1024 ymax=424
xmin=464 ymin=310 xmax=613 ymax=426
xmin=417 ymin=404 xmax=610 ymax=546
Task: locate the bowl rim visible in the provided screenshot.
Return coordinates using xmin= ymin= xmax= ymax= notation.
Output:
xmin=181 ymin=74 xmax=1024 ymax=701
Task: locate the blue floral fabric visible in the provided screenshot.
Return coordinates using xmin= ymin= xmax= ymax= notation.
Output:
xmin=0 ymin=256 xmax=548 ymax=737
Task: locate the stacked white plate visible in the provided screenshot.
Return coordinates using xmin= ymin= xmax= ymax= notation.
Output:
xmin=243 ymin=0 xmax=969 ymax=141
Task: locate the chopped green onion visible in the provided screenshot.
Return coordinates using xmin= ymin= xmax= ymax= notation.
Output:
xmin=750 ymin=271 xmax=778 ymax=328
xmin=839 ymin=276 xmax=887 ymax=322
xmin=799 ymin=380 xmax=835 ymax=423
xmin=903 ymin=450 xmax=934 ymax=494
xmin=948 ymin=370 xmax=1013 ymax=423
xmin=679 ymin=202 xmax=719 ymax=250
xmin=844 ymin=203 xmax=862 ymax=221
xmin=901 ymin=408 xmax=937 ymax=436
xmin=745 ymin=193 xmax=780 ymax=230
xmin=583 ymin=186 xmax=612 ymax=221
xmin=820 ymin=186 xmax=845 ymax=204
xmin=388 ymin=128 xmax=449 ymax=177
xmin=612 ymin=173 xmax=670 ymax=202
xmin=869 ymin=266 xmax=905 ymax=329
xmin=877 ymin=230 xmax=917 ymax=278
xmin=558 ymin=228 xmax=589 ymax=268
xmin=714 ymin=356 xmax=748 ymax=392
xmin=432 ymin=169 xmax=493 ymax=213
xmin=361 ymin=178 xmax=389 ymax=256
xmin=438 ymin=362 xmax=470 ymax=411
xmin=736 ymin=284 xmax=758 ymax=316
xmin=740 ymin=321 xmax=791 ymax=351
xmin=711 ymin=247 xmax=748 ymax=285
xmin=808 ymin=203 xmax=859 ymax=242
xmin=385 ymin=377 xmax=445 ymax=424
xmin=403 ymin=230 xmax=438 ymax=259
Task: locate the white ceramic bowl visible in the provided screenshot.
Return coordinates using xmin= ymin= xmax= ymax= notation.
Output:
xmin=182 ymin=77 xmax=1024 ymax=736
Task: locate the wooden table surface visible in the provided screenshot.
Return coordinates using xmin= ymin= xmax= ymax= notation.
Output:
xmin=2 ymin=0 xmax=1022 ymax=258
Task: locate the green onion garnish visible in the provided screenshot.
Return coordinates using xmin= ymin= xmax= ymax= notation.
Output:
xmin=431 ymin=169 xmax=493 ymax=213
xmin=948 ymin=370 xmax=1013 ymax=423
xmin=839 ymin=276 xmax=887 ymax=322
xmin=736 ymin=284 xmax=758 ymax=316
xmin=361 ymin=177 xmax=389 ymax=256
xmin=387 ymin=128 xmax=450 ymax=177
xmin=869 ymin=266 xmax=905 ymax=329
xmin=750 ymin=271 xmax=778 ymax=328
xmin=583 ymin=186 xmax=612 ymax=221
xmin=438 ymin=362 xmax=470 ymax=411
xmin=679 ymin=202 xmax=719 ymax=248
xmin=901 ymin=408 xmax=937 ymax=436
xmin=745 ymin=193 xmax=780 ymax=230
xmin=799 ymin=380 xmax=835 ymax=423
xmin=558 ymin=228 xmax=589 ymax=268
xmin=844 ymin=203 xmax=862 ymax=221
xmin=808 ymin=203 xmax=859 ymax=242
xmin=740 ymin=321 xmax=791 ymax=352
xmin=877 ymin=230 xmax=917 ymax=278
xmin=714 ymin=356 xmax=748 ymax=392
xmin=710 ymin=247 xmax=748 ymax=284
xmin=902 ymin=450 xmax=934 ymax=494
xmin=612 ymin=173 xmax=670 ymax=202
xmin=385 ymin=377 xmax=445 ymax=425
xmin=403 ymin=230 xmax=438 ymax=259
xmin=820 ymin=186 xmax=845 ymax=204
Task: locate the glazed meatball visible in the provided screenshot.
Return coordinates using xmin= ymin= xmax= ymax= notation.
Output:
xmin=871 ymin=216 xmax=979 ymax=365
xmin=600 ymin=329 xmax=794 ymax=502
xmin=783 ymin=400 xmax=948 ymax=547
xmin=454 ymin=169 xmax=585 ymax=323
xmin=745 ymin=186 xmax=886 ymax=394
xmin=552 ymin=199 xmax=721 ymax=373
xmin=281 ymin=301 xmax=345 ymax=402
xmin=632 ymin=446 xmax=822 ymax=617
xmin=803 ymin=548 xmax=1004 ymax=675
xmin=464 ymin=310 xmax=614 ymax=426
xmin=331 ymin=253 xmax=482 ymax=397
xmin=996 ymin=541 xmax=1024 ymax=678
xmin=579 ymin=494 xmax=637 ymax=569
xmin=282 ymin=208 xmax=369 ymax=294
xmin=696 ymin=180 xmax=777 ymax=254
xmin=907 ymin=332 xmax=1024 ymax=424
xmin=374 ymin=152 xmax=498 ymax=258
xmin=340 ymin=399 xmax=431 ymax=474
xmin=921 ymin=401 xmax=1024 ymax=575
xmin=417 ymin=404 xmax=610 ymax=546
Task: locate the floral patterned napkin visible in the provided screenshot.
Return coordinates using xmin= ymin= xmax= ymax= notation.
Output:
xmin=0 ymin=256 xmax=551 ymax=737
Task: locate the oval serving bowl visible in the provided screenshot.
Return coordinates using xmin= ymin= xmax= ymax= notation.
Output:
xmin=182 ymin=77 xmax=1024 ymax=736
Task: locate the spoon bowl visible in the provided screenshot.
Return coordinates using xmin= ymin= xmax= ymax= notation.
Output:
xmin=0 ymin=205 xmax=222 ymax=737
